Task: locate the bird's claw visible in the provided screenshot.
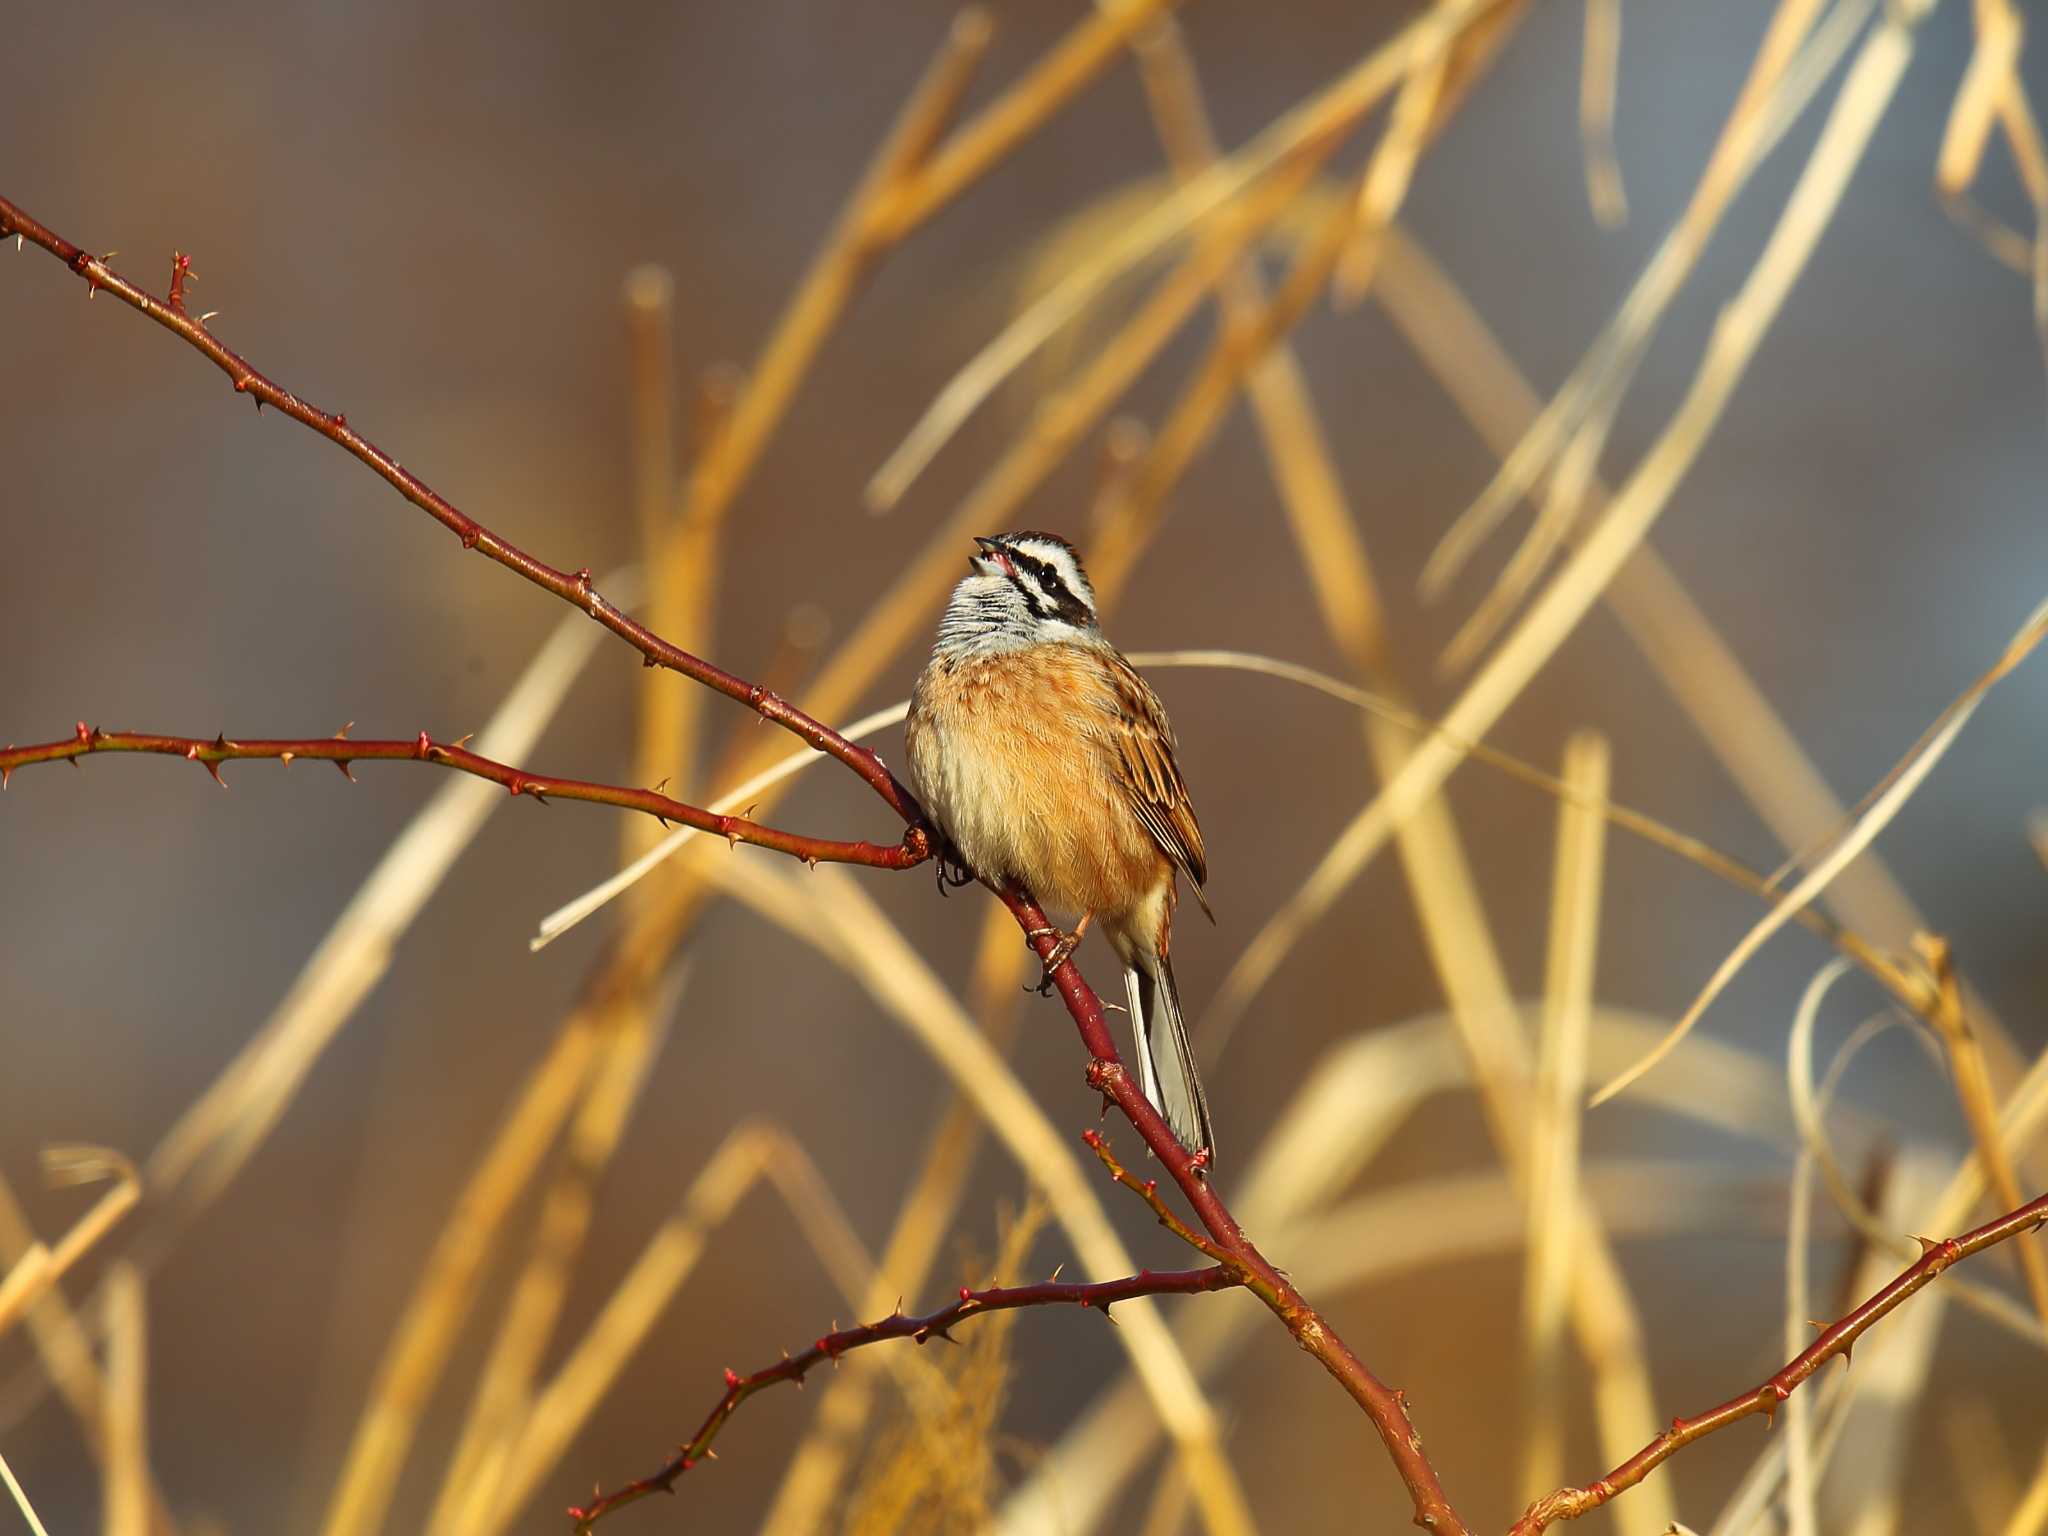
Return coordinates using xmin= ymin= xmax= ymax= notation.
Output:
xmin=1022 ymin=925 xmax=1083 ymax=994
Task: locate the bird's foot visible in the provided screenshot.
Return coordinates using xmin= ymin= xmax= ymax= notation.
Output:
xmin=1022 ymin=915 xmax=1091 ymax=994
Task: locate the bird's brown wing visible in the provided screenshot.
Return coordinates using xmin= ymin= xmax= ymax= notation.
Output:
xmin=1101 ymin=650 xmax=1212 ymax=920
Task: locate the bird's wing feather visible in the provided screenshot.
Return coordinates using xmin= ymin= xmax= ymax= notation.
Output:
xmin=1099 ymin=650 xmax=1211 ymax=916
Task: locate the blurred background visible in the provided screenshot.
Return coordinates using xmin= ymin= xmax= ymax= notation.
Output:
xmin=3 ymin=2 xmax=2046 ymax=1533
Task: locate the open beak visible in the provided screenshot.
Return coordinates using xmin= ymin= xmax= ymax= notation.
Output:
xmin=971 ymin=536 xmax=1014 ymax=578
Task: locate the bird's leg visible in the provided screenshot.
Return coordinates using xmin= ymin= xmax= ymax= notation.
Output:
xmin=930 ymin=834 xmax=975 ymax=896
xmin=1023 ymin=912 xmax=1093 ymax=994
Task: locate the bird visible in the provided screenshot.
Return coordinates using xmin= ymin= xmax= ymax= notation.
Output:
xmin=904 ymin=530 xmax=1216 ymax=1164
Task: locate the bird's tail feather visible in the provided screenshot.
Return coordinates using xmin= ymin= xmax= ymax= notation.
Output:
xmin=1122 ymin=955 xmax=1213 ymax=1165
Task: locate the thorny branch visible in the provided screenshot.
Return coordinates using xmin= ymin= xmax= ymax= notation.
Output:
xmin=1509 ymin=1190 xmax=2048 ymax=1535
xmin=0 ymin=196 xmax=922 ymax=830
xmin=564 ymin=1259 xmax=1241 ymax=1532
xmin=0 ymin=187 xmax=1474 ymax=1533
xmin=0 ymin=724 xmax=928 ymax=872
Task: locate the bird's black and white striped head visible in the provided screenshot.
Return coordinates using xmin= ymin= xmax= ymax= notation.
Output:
xmin=936 ymin=531 xmax=1102 ymax=659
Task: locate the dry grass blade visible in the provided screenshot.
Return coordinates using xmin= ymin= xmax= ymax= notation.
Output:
xmin=1002 ymin=1006 xmax=1785 ymax=1536
xmin=1935 ymin=0 xmax=2048 ymax=275
xmin=691 ymin=852 xmax=1256 ymax=1536
xmin=1373 ymin=221 xmax=2034 ymax=1085
xmin=1813 ymin=1151 xmax=1955 ymax=1532
xmin=863 ymin=0 xmax=1181 ymax=244
xmin=146 ymin=583 xmax=626 ymax=1235
xmin=864 ymin=0 xmax=1503 ymax=509
xmin=529 ymin=698 xmax=909 ymax=948
xmin=1213 ymin=0 xmax=1934 ymax=1055
xmin=0 ymin=1449 xmax=51 ymax=1536
xmin=1416 ymin=0 xmax=1844 ymax=604
xmin=1911 ymin=934 xmax=2048 ymax=1326
xmin=1782 ymin=976 xmax=1906 ymax=1536
xmin=1785 ymin=959 xmax=2045 ymax=1344
xmin=1942 ymin=1396 xmax=2020 ymax=1536
xmin=1592 ymin=594 xmax=2048 ymax=1108
xmin=1331 ymin=34 xmax=1450 ymax=303
xmin=1579 ymin=0 xmax=1628 ymax=226
xmin=0 ymin=1148 xmax=140 ymax=1341
xmin=424 ymin=976 xmax=680 ymax=1536
xmin=1429 ymin=0 xmax=1872 ymax=669
xmin=317 ymin=1013 xmax=607 ymax=1536
xmin=1520 ymin=731 xmax=1610 ymax=1505
xmin=103 ymin=1263 xmax=148 ymax=1536
xmin=2008 ymin=1441 xmax=2048 ymax=1536
xmin=467 ymin=1121 xmax=897 ymax=1534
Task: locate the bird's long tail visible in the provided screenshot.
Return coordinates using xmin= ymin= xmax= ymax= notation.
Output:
xmin=1122 ymin=953 xmax=1214 ymax=1165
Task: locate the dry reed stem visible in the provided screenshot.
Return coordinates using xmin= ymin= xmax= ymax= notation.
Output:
xmin=1811 ymin=1153 xmax=1953 ymax=1535
xmin=1429 ymin=0 xmax=1867 ymax=671
xmin=102 ymin=1264 xmax=148 ymax=1536
xmin=1511 ymin=1166 xmax=2043 ymax=1534
xmin=1002 ymin=1006 xmax=1794 ymax=1536
xmin=1418 ymin=0 xmax=1829 ymax=601
xmin=1936 ymin=0 xmax=2048 ymax=294
xmin=2007 ymin=1440 xmax=2048 ymax=1536
xmin=1786 ymin=962 xmax=2042 ymax=1343
xmin=1910 ymin=934 xmax=2048 ymax=1326
xmin=633 ymin=6 xmax=991 ymax=812
xmin=1943 ymin=1396 xmax=2020 ymax=1536
xmin=0 ymin=1149 xmax=140 ymax=1341
xmin=1369 ymin=222 xmax=2034 ymax=1087
xmin=424 ymin=989 xmax=677 ymax=1536
xmin=1579 ymin=0 xmax=1627 ymax=226
xmin=1781 ymin=975 xmax=1893 ymax=1536
xmin=0 ymin=1179 xmax=176 ymax=1536
xmin=316 ymin=1015 xmax=606 ymax=1536
xmin=691 ymin=852 xmax=1256 ymax=1536
xmin=1593 ymin=595 xmax=2048 ymax=1106
xmin=0 ymin=1453 xmax=52 ymax=1536
xmin=866 ymin=0 xmax=1510 ymax=509
xmin=143 ymin=591 xmax=625 ymax=1240
xmin=467 ymin=1122 xmax=891 ymax=1533
xmin=1115 ymin=25 xmax=1670 ymax=1530
xmin=620 ymin=265 xmax=692 ymax=848
xmin=863 ymin=0 xmax=1182 ymax=244
xmin=1214 ymin=0 xmax=1947 ymax=1087
xmin=1520 ymin=732 xmax=1611 ymax=1506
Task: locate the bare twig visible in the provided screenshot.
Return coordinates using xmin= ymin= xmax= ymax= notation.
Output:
xmin=0 ymin=192 xmax=920 ymax=824
xmin=565 ymin=1262 xmax=1240 ymax=1532
xmin=1510 ymin=1190 xmax=2048 ymax=1534
xmin=0 ymin=723 xmax=927 ymax=871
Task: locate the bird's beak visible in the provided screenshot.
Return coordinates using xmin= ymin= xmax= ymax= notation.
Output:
xmin=971 ymin=536 xmax=1011 ymax=578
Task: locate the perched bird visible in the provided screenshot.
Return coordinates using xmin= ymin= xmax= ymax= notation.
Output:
xmin=905 ymin=531 xmax=1216 ymax=1162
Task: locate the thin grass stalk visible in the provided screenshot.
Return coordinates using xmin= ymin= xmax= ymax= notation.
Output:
xmin=1520 ymin=732 xmax=1611 ymax=1505
xmin=316 ymin=1015 xmax=605 ymax=1536
xmin=0 ymin=1449 xmax=51 ymax=1536
xmin=1911 ymin=934 xmax=2048 ymax=1325
xmin=867 ymin=0 xmax=1510 ymax=508
xmin=1579 ymin=0 xmax=1628 ymax=225
xmin=1943 ymin=1396 xmax=2021 ymax=1536
xmin=1212 ymin=0 xmax=1951 ymax=1066
xmin=2006 ymin=1440 xmax=2048 ymax=1536
xmin=1002 ymin=1006 xmax=1790 ymax=1536
xmin=694 ymin=853 xmax=1257 ymax=1536
xmin=0 ymin=1177 xmax=175 ymax=1536
xmin=101 ymin=1265 xmax=147 ymax=1536
xmin=1431 ymin=0 xmax=1871 ymax=673
xmin=1369 ymin=222 xmax=2036 ymax=1089
xmin=424 ymin=988 xmax=677 ymax=1536
xmin=469 ymin=1124 xmax=889 ymax=1533
xmin=1594 ymin=595 xmax=2048 ymax=1107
